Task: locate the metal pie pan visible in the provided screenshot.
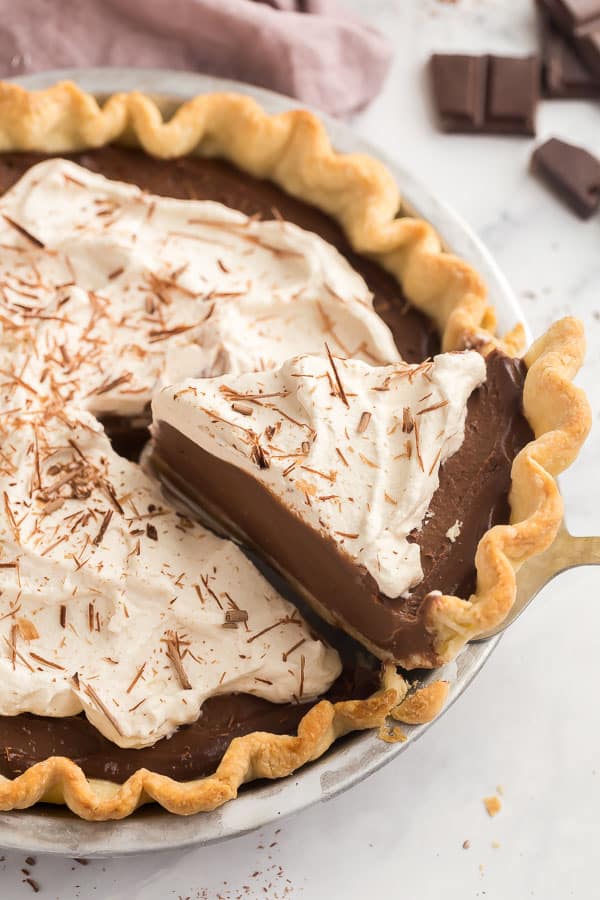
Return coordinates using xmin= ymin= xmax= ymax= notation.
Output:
xmin=0 ymin=68 xmax=525 ymax=856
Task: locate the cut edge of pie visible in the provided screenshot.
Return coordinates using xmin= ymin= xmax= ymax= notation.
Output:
xmin=0 ymin=82 xmax=590 ymax=819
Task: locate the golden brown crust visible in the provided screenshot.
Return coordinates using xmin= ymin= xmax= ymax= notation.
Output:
xmin=421 ymin=317 xmax=590 ymax=668
xmin=0 ymin=81 xmax=589 ymax=817
xmin=391 ymin=681 xmax=450 ymax=725
xmin=0 ymin=666 xmax=407 ymax=819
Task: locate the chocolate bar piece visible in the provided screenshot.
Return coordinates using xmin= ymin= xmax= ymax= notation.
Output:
xmin=575 ymin=28 xmax=600 ymax=76
xmin=430 ymin=55 xmax=486 ymax=130
xmin=430 ymin=54 xmax=539 ymax=136
xmin=532 ymin=138 xmax=600 ymax=218
xmin=541 ymin=0 xmax=600 ymax=78
xmin=538 ymin=1 xmax=600 ymax=95
xmin=543 ymin=0 xmax=600 ymax=35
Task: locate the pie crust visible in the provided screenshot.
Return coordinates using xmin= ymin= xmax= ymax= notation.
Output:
xmin=0 ymin=81 xmax=590 ymax=819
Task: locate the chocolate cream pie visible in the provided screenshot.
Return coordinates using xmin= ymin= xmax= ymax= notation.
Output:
xmin=0 ymin=82 xmax=590 ymax=820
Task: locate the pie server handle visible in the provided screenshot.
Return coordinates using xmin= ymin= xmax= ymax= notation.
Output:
xmin=474 ymin=522 xmax=600 ymax=641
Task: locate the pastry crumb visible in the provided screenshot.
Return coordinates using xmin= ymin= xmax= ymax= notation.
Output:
xmin=391 ymin=680 xmax=449 ymax=724
xmin=496 ymin=784 xmax=504 ymax=795
xmin=492 ymin=840 xmax=501 ymax=849
xmin=462 ymin=839 xmax=471 ymax=849
xmin=377 ymin=724 xmax=407 ymax=743
xmin=484 ymin=795 xmax=502 ymax=817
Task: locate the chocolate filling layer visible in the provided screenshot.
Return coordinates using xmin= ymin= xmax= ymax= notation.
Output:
xmin=152 ymin=352 xmax=533 ymax=664
xmin=0 ymin=658 xmax=378 ymax=783
xmin=0 ymin=148 xmax=529 ymax=782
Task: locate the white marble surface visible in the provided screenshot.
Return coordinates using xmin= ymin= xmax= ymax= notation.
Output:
xmin=2 ymin=1 xmax=600 ymax=897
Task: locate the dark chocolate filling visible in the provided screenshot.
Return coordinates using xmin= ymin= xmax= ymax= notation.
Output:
xmin=0 ymin=655 xmax=379 ymax=783
xmin=0 ymin=148 xmax=530 ymax=783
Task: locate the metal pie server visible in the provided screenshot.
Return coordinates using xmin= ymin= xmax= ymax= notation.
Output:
xmin=476 ymin=521 xmax=600 ymax=640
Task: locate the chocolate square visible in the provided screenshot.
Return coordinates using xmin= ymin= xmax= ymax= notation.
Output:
xmin=430 ymin=55 xmax=486 ymax=130
xmin=487 ymin=56 xmax=539 ymax=135
xmin=546 ymin=0 xmax=600 ymax=34
xmin=541 ymin=0 xmax=600 ymax=77
xmin=430 ymin=54 xmax=539 ymax=136
xmin=532 ymin=137 xmax=600 ymax=218
xmin=538 ymin=1 xmax=600 ymax=97
xmin=576 ymin=27 xmax=600 ymax=76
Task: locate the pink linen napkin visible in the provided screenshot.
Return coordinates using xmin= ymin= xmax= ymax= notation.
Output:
xmin=0 ymin=0 xmax=392 ymax=117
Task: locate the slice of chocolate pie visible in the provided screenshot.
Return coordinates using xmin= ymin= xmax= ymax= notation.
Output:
xmin=151 ymin=348 xmax=533 ymax=666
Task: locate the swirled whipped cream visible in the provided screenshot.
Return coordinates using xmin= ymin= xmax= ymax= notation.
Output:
xmin=0 ymin=373 xmax=340 ymax=748
xmin=0 ymin=158 xmax=400 ymax=417
xmin=153 ymin=351 xmax=486 ymax=598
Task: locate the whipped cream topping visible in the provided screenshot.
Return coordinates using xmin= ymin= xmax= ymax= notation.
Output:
xmin=445 ymin=520 xmax=463 ymax=543
xmin=153 ymin=351 xmax=486 ymax=598
xmin=0 ymin=158 xmax=400 ymax=418
xmin=0 ymin=372 xmax=340 ymax=748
